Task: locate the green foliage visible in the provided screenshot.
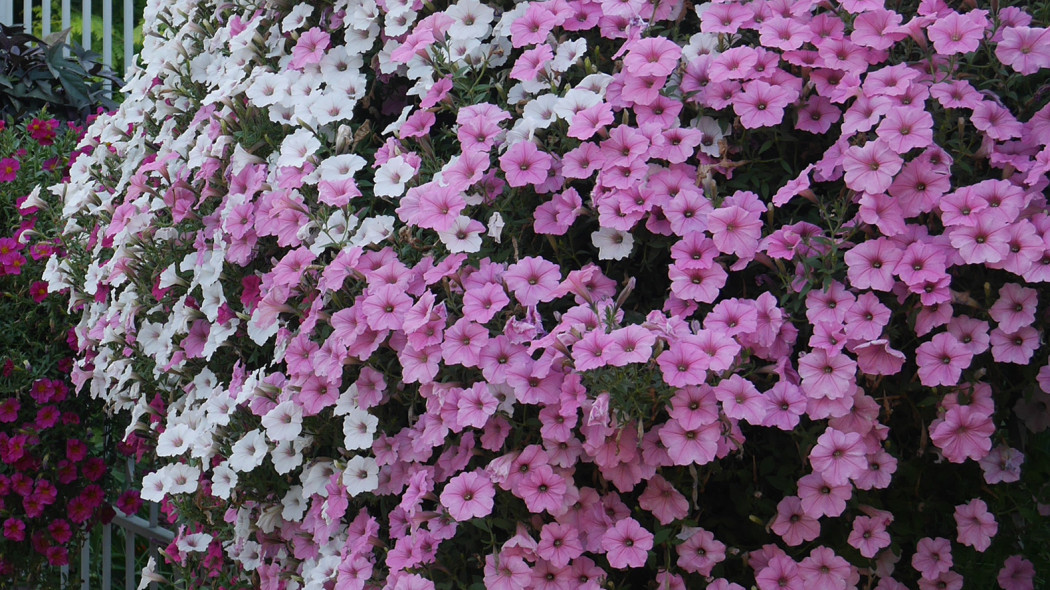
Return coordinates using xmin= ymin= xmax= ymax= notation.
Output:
xmin=0 ymin=23 xmax=123 ymax=121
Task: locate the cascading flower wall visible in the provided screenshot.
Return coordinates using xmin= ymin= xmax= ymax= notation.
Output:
xmin=51 ymin=0 xmax=1050 ymax=588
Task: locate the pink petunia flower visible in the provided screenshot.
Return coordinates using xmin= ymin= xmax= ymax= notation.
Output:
xmin=756 ymin=555 xmax=804 ymax=590
xmin=809 ymin=428 xmax=867 ymax=485
xmin=915 ymin=333 xmax=973 ymax=387
xmin=930 ymin=405 xmax=994 ymax=463
xmin=997 ymin=555 xmax=1035 ymax=590
xmin=601 ymin=518 xmax=653 ymax=569
xmin=733 ymin=80 xmax=796 ymax=129
xmin=842 ymin=140 xmax=903 ymax=194
xmin=536 ymin=522 xmax=584 ymax=567
xmin=927 ymin=10 xmax=988 ymax=55
xmin=500 ymin=141 xmax=554 ymax=188
xmin=771 ymin=496 xmax=821 ymax=546
xmin=676 ymin=527 xmax=726 ymax=576
xmin=995 ymin=27 xmax=1050 ymax=75
xmin=440 ymin=470 xmax=495 ymax=521
xmin=978 ymin=445 xmax=1024 ymax=484
xmin=953 ymin=498 xmax=997 ymax=552
xmin=912 ymin=537 xmax=952 ymax=579
xmin=848 ymin=514 xmax=892 ymax=558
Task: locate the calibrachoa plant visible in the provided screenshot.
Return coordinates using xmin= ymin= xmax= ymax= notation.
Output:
xmin=51 ymin=0 xmax=1050 ymax=588
xmin=0 ymin=113 xmax=129 ymax=583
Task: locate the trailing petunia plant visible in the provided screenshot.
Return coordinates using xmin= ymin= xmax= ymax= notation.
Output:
xmin=52 ymin=0 xmax=1050 ymax=589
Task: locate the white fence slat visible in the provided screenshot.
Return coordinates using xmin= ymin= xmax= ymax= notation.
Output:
xmin=79 ymin=542 xmax=89 ymax=590
xmin=41 ymin=0 xmax=49 ymax=38
xmin=0 ymin=0 xmax=11 ymax=26
xmin=81 ymin=0 xmax=90 ymax=51
xmin=123 ymin=0 xmax=132 ymax=73
xmin=102 ymin=0 xmax=111 ymax=90
xmin=21 ymin=0 xmax=28 ymax=30
xmin=102 ymin=523 xmax=112 ymax=590
xmin=125 ymin=526 xmax=135 ymax=590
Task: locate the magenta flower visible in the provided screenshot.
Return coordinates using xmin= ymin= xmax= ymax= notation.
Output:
xmin=0 ymin=158 xmax=19 ymax=182
xmin=797 ymin=349 xmax=856 ymax=401
xmin=289 ymin=27 xmax=329 ymax=69
xmin=876 ymin=107 xmax=934 ymax=154
xmin=638 ymin=475 xmax=689 ymax=525
xmin=799 ymin=546 xmax=853 ymax=588
xmin=989 ymin=283 xmax=1038 ymax=334
xmin=601 ymin=518 xmax=653 ymax=569
xmin=623 ymin=37 xmax=682 ymax=77
xmin=978 ymin=445 xmax=1024 ymax=484
xmin=659 ymin=418 xmax=719 ymax=466
xmin=656 ymin=341 xmax=709 ymax=388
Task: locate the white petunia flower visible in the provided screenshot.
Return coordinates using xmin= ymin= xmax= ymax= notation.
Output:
xmin=342 ymin=455 xmax=379 ymax=496
xmin=437 ymin=216 xmax=485 ymax=253
xmin=373 ymin=155 xmax=416 ymax=197
xmin=342 ymin=407 xmax=378 ymax=450
xmin=261 ymin=400 xmax=304 ymax=441
xmin=271 ymin=439 xmax=305 ymax=475
xmin=592 ymin=227 xmax=635 ymax=260
xmin=282 ymin=3 xmax=314 ymax=32
xmin=301 ymin=459 xmax=338 ymax=498
xmin=228 ymin=429 xmax=269 ymax=473
xmin=177 ymin=532 xmax=213 ymax=553
xmin=166 ymin=463 xmax=201 ymax=495
xmin=318 ymin=153 xmax=367 ymax=182
xmin=445 ymin=0 xmax=495 ymax=39
xmin=277 ymin=129 xmax=321 ymax=169
xmin=551 ymin=38 xmax=587 ymax=73
xmin=156 ymin=422 xmax=197 ymax=457
xmin=488 ymin=212 xmax=505 ymax=244
xmin=553 ymin=88 xmax=602 ymax=122
xmin=350 ymin=215 xmax=395 ymax=246
xmin=210 ymin=463 xmax=238 ymax=500
xmin=281 ymin=485 xmax=308 ymax=521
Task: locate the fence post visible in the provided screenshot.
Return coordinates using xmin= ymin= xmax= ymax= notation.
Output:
xmin=123 ymin=0 xmax=131 ymax=74
xmin=0 ymin=0 xmax=12 ymax=26
xmin=40 ymin=0 xmax=49 ymax=37
xmin=81 ymin=0 xmax=89 ymax=51
xmin=102 ymin=0 xmax=111 ymax=90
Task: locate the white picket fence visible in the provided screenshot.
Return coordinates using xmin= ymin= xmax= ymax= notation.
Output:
xmin=0 ymin=0 xmax=137 ymax=77
xmin=59 ymin=460 xmax=174 ymax=590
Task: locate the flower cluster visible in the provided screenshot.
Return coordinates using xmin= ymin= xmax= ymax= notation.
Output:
xmin=53 ymin=0 xmax=1050 ymax=589
xmin=0 ymin=114 xmax=126 ymax=583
